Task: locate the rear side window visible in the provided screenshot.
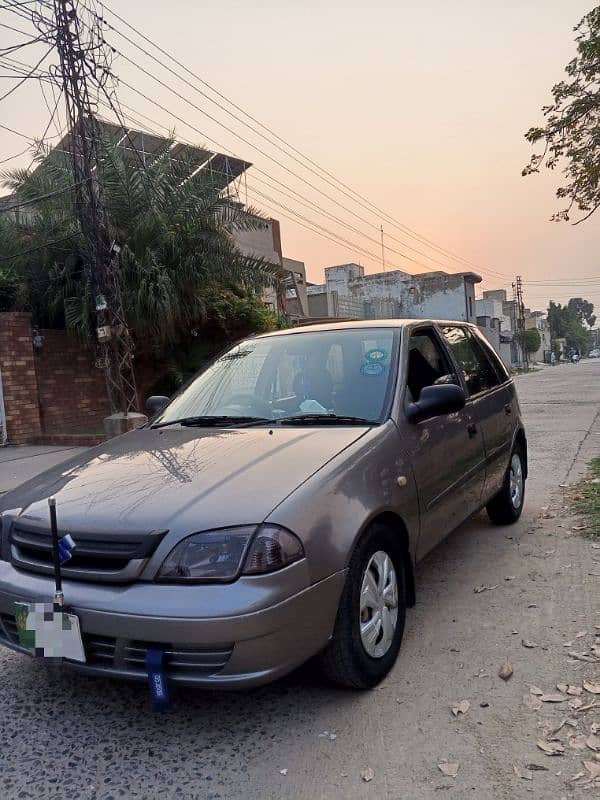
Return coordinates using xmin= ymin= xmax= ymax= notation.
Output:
xmin=441 ymin=326 xmax=500 ymax=396
xmin=474 ymin=333 xmax=510 ymax=383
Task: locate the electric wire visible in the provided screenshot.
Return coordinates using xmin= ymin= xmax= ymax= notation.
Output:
xmin=93 ymin=0 xmax=511 ymax=281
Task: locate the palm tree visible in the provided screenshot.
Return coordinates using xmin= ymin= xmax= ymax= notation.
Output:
xmin=1 ymin=130 xmax=281 ymax=349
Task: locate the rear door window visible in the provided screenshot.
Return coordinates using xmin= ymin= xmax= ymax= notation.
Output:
xmin=441 ymin=326 xmax=500 ymax=397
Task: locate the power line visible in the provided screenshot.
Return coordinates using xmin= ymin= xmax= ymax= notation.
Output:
xmin=0 ymin=178 xmax=90 ymax=212
xmin=24 ymin=7 xmax=511 ymax=283
xmin=0 ymin=42 xmax=52 ymax=101
xmin=93 ymin=0 xmax=511 ymax=281
xmin=0 ymin=232 xmax=76 ymax=262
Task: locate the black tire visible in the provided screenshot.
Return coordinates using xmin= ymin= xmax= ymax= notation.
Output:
xmin=486 ymin=444 xmax=526 ymax=525
xmin=319 ymin=523 xmax=407 ymax=689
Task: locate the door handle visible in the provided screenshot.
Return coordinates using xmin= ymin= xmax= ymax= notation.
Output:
xmin=467 ymin=423 xmax=477 ymax=438
xmin=504 ymin=404 xmax=512 ymax=415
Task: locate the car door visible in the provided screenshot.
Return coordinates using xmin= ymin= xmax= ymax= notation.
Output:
xmin=399 ymin=325 xmax=486 ymax=560
xmin=440 ymin=325 xmax=514 ymax=501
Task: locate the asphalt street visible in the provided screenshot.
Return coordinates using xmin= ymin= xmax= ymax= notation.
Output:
xmin=0 ymin=360 xmax=599 ymax=800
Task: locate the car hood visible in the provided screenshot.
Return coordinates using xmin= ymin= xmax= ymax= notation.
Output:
xmin=1 ymin=426 xmax=368 ymax=536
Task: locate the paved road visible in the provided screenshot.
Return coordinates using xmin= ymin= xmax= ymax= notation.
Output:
xmin=1 ymin=361 xmax=599 ymax=800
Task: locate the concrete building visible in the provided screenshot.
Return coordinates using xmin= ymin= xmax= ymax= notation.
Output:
xmin=475 ymin=297 xmax=509 ymax=366
xmin=525 ymin=310 xmax=552 ymax=363
xmin=482 ymin=289 xmax=524 ymax=367
xmin=308 ymin=263 xmax=481 ymax=323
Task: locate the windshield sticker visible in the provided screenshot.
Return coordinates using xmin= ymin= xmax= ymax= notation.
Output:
xmin=365 ymin=348 xmax=388 ymax=362
xmin=361 ymin=362 xmax=385 ymax=377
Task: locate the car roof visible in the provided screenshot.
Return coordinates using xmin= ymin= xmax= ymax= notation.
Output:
xmin=256 ymin=319 xmax=475 ymax=338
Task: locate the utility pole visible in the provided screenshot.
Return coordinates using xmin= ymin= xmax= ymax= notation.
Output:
xmin=380 ymin=225 xmax=386 ymax=272
xmin=51 ymin=0 xmax=140 ymax=426
xmin=515 ymin=275 xmax=529 ymax=370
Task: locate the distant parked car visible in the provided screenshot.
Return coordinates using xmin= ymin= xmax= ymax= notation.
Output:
xmin=0 ymin=320 xmax=527 ymax=689
xmin=589 ymin=348 xmax=600 ymax=358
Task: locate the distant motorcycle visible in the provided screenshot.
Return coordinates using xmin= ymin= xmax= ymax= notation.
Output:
xmin=571 ymin=353 xmax=580 ymax=364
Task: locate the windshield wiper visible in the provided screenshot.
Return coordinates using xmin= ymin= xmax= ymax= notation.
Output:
xmin=152 ymin=415 xmax=271 ymax=429
xmin=274 ymin=414 xmax=376 ymax=426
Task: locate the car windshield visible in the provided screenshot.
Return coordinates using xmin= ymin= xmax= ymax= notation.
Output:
xmin=154 ymin=328 xmax=399 ymax=426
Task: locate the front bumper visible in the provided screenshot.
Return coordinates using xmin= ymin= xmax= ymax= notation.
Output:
xmin=0 ymin=560 xmax=346 ymax=688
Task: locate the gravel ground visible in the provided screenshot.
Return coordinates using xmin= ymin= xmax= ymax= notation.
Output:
xmin=0 ymin=360 xmax=599 ymax=800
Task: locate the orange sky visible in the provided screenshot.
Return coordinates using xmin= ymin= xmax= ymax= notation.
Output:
xmin=1 ymin=0 xmax=598 ymax=312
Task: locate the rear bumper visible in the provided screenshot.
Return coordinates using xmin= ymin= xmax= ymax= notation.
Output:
xmin=0 ymin=562 xmax=346 ymax=688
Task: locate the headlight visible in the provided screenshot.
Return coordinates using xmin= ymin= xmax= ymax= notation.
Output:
xmin=156 ymin=525 xmax=304 ymax=582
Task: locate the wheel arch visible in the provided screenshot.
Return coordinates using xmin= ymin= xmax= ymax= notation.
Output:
xmin=350 ymin=510 xmax=416 ymax=608
xmin=514 ymin=428 xmax=528 ymax=479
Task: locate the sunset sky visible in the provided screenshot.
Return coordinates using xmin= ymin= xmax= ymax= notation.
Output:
xmin=1 ymin=0 xmax=598 ymax=312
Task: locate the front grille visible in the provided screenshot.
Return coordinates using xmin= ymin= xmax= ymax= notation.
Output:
xmin=84 ymin=634 xmax=233 ymax=680
xmin=0 ymin=614 xmax=233 ymax=681
xmin=9 ymin=522 xmax=167 ymax=583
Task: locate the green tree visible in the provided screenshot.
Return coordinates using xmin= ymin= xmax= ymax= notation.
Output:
xmin=520 ymin=328 xmax=541 ymax=354
xmin=568 ymin=297 xmax=596 ymax=328
xmin=1 ymin=134 xmax=280 ymax=349
xmin=548 ymin=299 xmax=593 ymax=354
xmin=523 ymin=7 xmax=600 ymax=223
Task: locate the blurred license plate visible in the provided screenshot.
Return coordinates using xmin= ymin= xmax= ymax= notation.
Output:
xmin=14 ymin=602 xmax=86 ymax=663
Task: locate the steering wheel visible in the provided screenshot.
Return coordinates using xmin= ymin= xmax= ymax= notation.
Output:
xmin=221 ymin=393 xmax=272 ymax=418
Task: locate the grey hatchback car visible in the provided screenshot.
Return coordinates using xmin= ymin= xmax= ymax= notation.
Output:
xmin=0 ymin=320 xmax=526 ymax=689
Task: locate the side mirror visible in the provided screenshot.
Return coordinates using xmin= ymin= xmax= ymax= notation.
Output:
xmin=146 ymin=395 xmax=169 ymax=417
xmin=406 ymin=384 xmax=466 ymax=423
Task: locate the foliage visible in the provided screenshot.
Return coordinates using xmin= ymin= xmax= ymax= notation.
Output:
xmin=523 ymin=7 xmax=600 ymax=223
xmin=568 ymin=296 xmax=596 ymax=328
xmin=145 ymin=288 xmax=287 ymax=397
xmin=574 ymin=457 xmax=600 ymax=538
xmin=520 ymin=327 xmax=541 ymax=354
xmin=0 ymin=133 xmax=281 ymax=348
xmin=547 ymin=299 xmax=594 ymax=354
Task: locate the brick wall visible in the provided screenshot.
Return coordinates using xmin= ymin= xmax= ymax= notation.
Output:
xmin=34 ymin=329 xmax=110 ymax=435
xmin=0 ymin=312 xmax=42 ymax=444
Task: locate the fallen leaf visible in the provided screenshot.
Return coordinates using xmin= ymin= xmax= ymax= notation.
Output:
xmin=557 ymin=683 xmax=568 ymax=693
xmin=583 ymin=760 xmax=600 ymax=780
xmin=522 ymin=639 xmax=538 ymax=649
xmin=525 ymin=764 xmax=548 ymax=771
xmin=569 ymin=698 xmax=583 ymax=709
xmin=575 ymin=631 xmax=588 ymax=638
xmin=451 ymin=700 xmax=470 ymax=717
xmin=360 ymin=767 xmax=374 ymax=783
xmin=583 ymin=680 xmax=600 ymax=694
xmin=563 ymin=641 xmax=574 ymax=647
xmin=567 ymin=686 xmax=583 ymax=696
xmin=572 ymin=525 xmax=588 ymax=531
xmin=438 ymin=762 xmax=459 ymax=778
xmin=480 ymin=701 xmax=489 ymax=708
xmin=279 ymin=768 xmax=288 ymax=776
xmin=474 ymin=584 xmax=498 ymax=593
xmin=586 ymin=735 xmax=600 ymax=752
xmin=523 ymin=694 xmax=542 ymax=711
xmin=540 ymin=694 xmax=568 ymax=703
xmin=537 ymin=740 xmax=565 ymax=756
xmin=513 ymin=764 xmax=533 ymax=781
xmin=505 ymin=575 xmax=516 ymax=581
xmin=498 ymin=662 xmax=513 ymax=681
xmin=576 ymin=701 xmax=600 ymax=712
xmin=529 ymin=685 xmax=544 ymax=696
xmin=569 ymin=735 xmax=589 ymax=751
